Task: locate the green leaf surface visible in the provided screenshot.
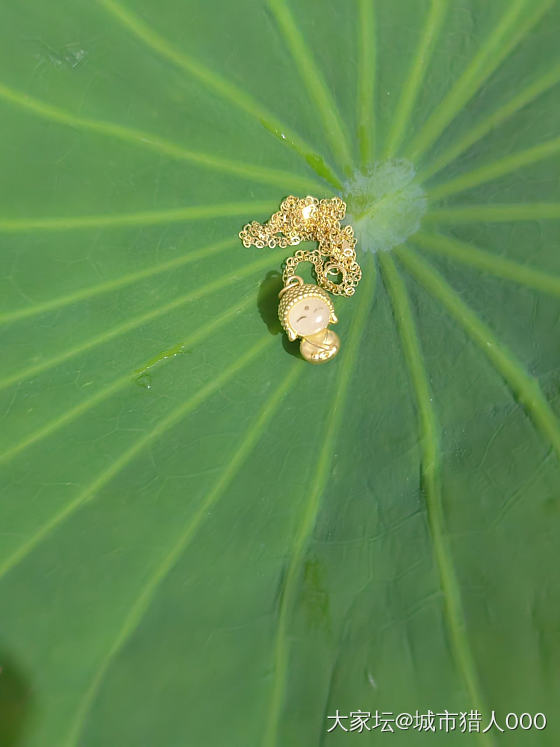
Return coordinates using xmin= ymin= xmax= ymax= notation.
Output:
xmin=1 ymin=0 xmax=559 ymax=745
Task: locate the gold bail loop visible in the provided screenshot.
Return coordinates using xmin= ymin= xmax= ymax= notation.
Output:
xmin=277 ymin=274 xmax=303 ymax=299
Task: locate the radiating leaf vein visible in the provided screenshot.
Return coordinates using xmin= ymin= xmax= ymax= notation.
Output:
xmin=406 ymin=0 xmax=553 ymax=162
xmin=64 ymin=361 xmax=302 ymax=747
xmin=428 ymin=136 xmax=560 ymax=201
xmin=0 ymin=295 xmax=254 ymax=464
xmin=0 ymin=254 xmax=274 ymax=390
xmin=0 ymin=82 xmax=323 ymax=192
xmin=380 ymin=252 xmax=493 ymax=745
xmin=413 ymin=231 xmax=560 ymax=296
xmin=356 ymin=0 xmax=376 ymax=165
xmin=424 ymin=203 xmax=560 ymax=223
xmin=398 ymin=248 xmax=560 ymax=462
xmin=418 ymin=60 xmax=560 ymax=183
xmin=268 ymin=0 xmax=354 ymax=174
xmin=263 ymin=255 xmax=376 ymax=747
xmin=383 ymin=0 xmax=446 ymax=159
xmin=0 ymin=236 xmax=236 ymax=325
xmin=0 ymin=335 xmax=275 ymax=581
xmin=0 ymin=201 xmax=277 ymax=235
xmin=95 ymin=0 xmax=342 ymax=189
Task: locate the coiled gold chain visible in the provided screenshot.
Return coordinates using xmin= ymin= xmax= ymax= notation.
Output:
xmin=239 ymin=195 xmax=361 ymax=297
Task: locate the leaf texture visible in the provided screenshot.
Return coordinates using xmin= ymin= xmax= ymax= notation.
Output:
xmin=1 ymin=1 xmax=559 ymax=745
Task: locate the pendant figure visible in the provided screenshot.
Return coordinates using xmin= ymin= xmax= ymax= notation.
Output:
xmin=278 ymin=275 xmax=340 ymax=364
xmin=239 ymin=195 xmax=361 ymax=365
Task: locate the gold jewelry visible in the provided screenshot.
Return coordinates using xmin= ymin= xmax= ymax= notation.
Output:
xmin=239 ymin=195 xmax=361 ymax=364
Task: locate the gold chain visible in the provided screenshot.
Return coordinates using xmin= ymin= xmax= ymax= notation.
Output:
xmin=239 ymin=195 xmax=361 ymax=297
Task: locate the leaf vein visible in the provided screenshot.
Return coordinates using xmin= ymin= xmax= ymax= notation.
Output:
xmin=383 ymin=0 xmax=446 ymax=159
xmin=427 ymin=136 xmax=560 ymax=201
xmin=0 ymin=294 xmax=254 ymax=464
xmin=263 ymin=255 xmax=376 ymax=747
xmin=0 ymin=253 xmax=273 ymax=390
xmin=406 ymin=0 xmax=552 ymax=162
xmin=0 ymin=82 xmax=323 ymax=192
xmin=424 ymin=203 xmax=560 ymax=223
xmin=96 ymin=0 xmax=342 ymax=189
xmin=0 ymin=336 xmax=275 ymax=582
xmin=413 ymin=231 xmax=560 ymax=296
xmin=380 ymin=252 xmax=493 ymax=746
xmin=0 ymin=201 xmax=277 ymax=234
xmin=268 ymin=0 xmax=354 ymax=174
xmin=357 ymin=0 xmax=376 ymax=165
xmin=418 ymin=60 xmax=560 ymax=183
xmin=63 ymin=361 xmax=302 ymax=747
xmin=398 ymin=247 xmax=560 ymax=461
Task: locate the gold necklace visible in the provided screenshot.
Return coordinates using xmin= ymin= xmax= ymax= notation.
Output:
xmin=239 ymin=195 xmax=361 ymax=364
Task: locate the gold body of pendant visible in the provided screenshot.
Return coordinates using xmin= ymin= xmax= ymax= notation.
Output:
xmin=239 ymin=195 xmax=361 ymax=364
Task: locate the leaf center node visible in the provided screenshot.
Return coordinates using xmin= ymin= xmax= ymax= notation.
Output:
xmin=344 ymin=159 xmax=427 ymax=253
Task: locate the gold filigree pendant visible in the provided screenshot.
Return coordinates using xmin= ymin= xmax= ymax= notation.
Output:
xmin=239 ymin=195 xmax=361 ymax=365
xmin=278 ymin=276 xmax=340 ymax=364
